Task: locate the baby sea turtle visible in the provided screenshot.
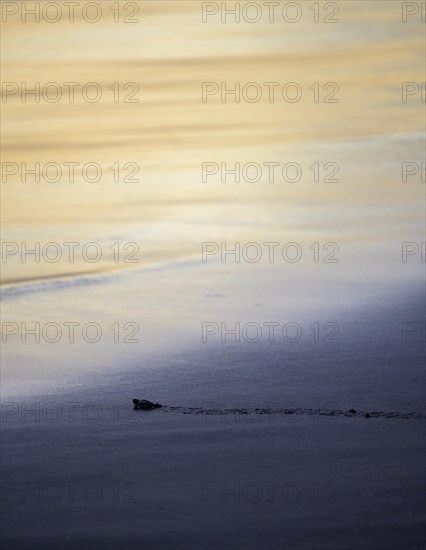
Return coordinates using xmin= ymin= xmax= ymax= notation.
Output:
xmin=133 ymin=399 xmax=162 ymax=410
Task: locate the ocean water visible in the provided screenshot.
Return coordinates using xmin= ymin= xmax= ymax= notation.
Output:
xmin=2 ymin=0 xmax=425 ymax=397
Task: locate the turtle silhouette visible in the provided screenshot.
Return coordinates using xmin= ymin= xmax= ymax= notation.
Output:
xmin=133 ymin=399 xmax=162 ymax=410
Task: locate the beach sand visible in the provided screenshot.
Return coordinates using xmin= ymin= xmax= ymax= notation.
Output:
xmin=1 ymin=1 xmax=425 ymax=548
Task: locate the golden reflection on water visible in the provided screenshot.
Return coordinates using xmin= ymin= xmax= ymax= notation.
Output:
xmin=1 ymin=1 xmax=425 ymax=285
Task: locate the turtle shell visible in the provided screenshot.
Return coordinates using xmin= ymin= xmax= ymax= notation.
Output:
xmin=133 ymin=399 xmax=162 ymax=409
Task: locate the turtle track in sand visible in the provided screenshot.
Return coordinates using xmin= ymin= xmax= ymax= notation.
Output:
xmin=152 ymin=406 xmax=425 ymax=420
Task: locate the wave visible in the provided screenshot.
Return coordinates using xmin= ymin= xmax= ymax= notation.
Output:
xmin=0 ymin=256 xmax=202 ymax=301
